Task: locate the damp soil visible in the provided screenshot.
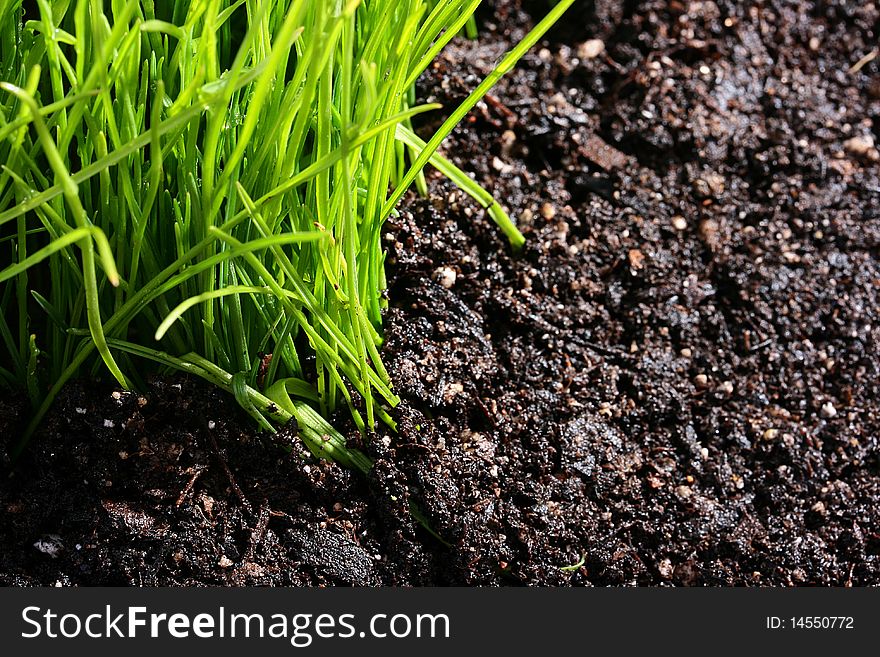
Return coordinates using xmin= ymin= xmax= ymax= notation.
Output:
xmin=2 ymin=0 xmax=880 ymax=586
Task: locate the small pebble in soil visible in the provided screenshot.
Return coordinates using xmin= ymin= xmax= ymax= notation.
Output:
xmin=443 ymin=382 xmax=464 ymax=403
xmin=671 ymin=215 xmax=687 ymax=231
xmin=540 ymin=203 xmax=556 ymax=220
xmin=693 ymin=373 xmax=709 ymax=388
xmin=717 ymin=380 xmax=734 ymax=396
xmin=577 ymin=39 xmax=605 ymax=60
xmin=820 ymin=402 xmax=838 ymax=419
xmin=492 ymin=156 xmax=514 ymax=174
xmin=34 ymin=535 xmax=64 ymax=558
xmin=500 ymin=129 xmax=516 ymax=157
xmin=693 ymin=173 xmax=726 ymax=198
xmin=763 ymin=428 xmax=779 ymax=441
xmin=627 ymin=248 xmax=645 ymax=270
xmin=433 ymin=266 xmax=457 ymax=289
xmin=699 ymin=219 xmax=721 ymax=249
xmin=843 ymin=135 xmax=879 ymax=161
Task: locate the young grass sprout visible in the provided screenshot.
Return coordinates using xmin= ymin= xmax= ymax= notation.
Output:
xmin=0 ymin=0 xmax=573 ymax=467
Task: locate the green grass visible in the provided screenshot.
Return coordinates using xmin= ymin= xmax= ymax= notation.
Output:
xmin=0 ymin=0 xmax=573 ymax=467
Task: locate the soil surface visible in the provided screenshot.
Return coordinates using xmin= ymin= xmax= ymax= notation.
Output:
xmin=2 ymin=0 xmax=879 ymax=586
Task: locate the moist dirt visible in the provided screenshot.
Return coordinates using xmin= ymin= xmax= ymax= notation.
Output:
xmin=2 ymin=0 xmax=879 ymax=585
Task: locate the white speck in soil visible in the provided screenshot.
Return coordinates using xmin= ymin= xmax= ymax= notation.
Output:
xmin=34 ymin=535 xmax=63 ymax=558
xmin=820 ymin=402 xmax=838 ymax=419
xmin=577 ymin=39 xmax=605 ymax=60
xmin=843 ymin=134 xmax=878 ymax=160
xmin=443 ymin=382 xmax=464 ymax=403
xmin=433 ymin=266 xmax=457 ymax=289
xmin=492 ymin=156 xmax=514 ymax=174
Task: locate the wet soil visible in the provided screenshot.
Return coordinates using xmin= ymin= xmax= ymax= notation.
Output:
xmin=2 ymin=0 xmax=879 ymax=585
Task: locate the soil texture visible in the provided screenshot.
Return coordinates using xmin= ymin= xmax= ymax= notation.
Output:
xmin=2 ymin=0 xmax=879 ymax=585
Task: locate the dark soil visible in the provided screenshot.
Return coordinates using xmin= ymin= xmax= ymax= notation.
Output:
xmin=2 ymin=0 xmax=879 ymax=586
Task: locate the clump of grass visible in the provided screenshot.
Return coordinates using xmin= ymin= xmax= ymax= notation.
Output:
xmin=0 ymin=0 xmax=573 ymax=465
